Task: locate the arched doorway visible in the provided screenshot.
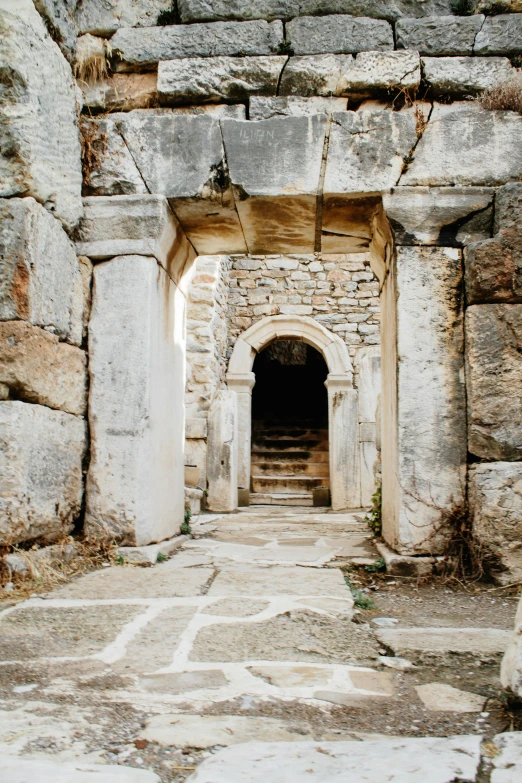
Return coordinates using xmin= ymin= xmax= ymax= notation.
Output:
xmin=250 ymin=340 xmax=329 ymax=506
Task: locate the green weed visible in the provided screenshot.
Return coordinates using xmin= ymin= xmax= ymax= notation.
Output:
xmin=365 ymin=484 xmax=382 ymax=537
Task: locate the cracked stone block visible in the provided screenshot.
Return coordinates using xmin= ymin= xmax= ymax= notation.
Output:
xmin=340 ymin=50 xmax=421 ymax=93
xmin=74 ymin=0 xmax=175 ymax=36
xmin=0 ymin=321 xmax=87 ymax=416
xmin=423 ymin=56 xmax=514 ymax=95
xmin=279 ymin=54 xmax=354 ymax=97
xmin=78 ymin=72 xmax=159 ymax=112
xmin=249 ymin=96 xmax=348 ymax=120
xmin=396 ymin=15 xmax=484 ymax=56
xmin=466 ymin=304 xmax=522 ymax=460
xmin=0 ymin=4 xmax=82 ymax=231
xmin=0 ymin=198 xmax=83 ymax=346
xmin=475 ymin=12 xmax=522 ymax=56
xmin=466 ymin=182 xmax=522 ymax=304
xmin=469 ymin=462 xmax=522 ymax=585
xmin=286 ymin=14 xmax=394 ymax=55
xmin=0 ymin=400 xmax=86 ymax=545
xmin=111 ymin=19 xmax=283 ymax=71
xmin=81 ymin=117 xmax=148 ymax=197
xmin=402 ymin=102 xmax=522 ymax=187
xmin=33 ymin=0 xmax=78 ymax=59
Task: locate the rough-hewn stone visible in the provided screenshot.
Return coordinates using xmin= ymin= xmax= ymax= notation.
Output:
xmin=249 ymin=96 xmax=348 ymax=120
xmin=402 ymin=103 xmax=522 ymax=187
xmin=475 ymin=12 xmax=522 ymax=56
xmin=112 ymin=20 xmax=283 ymax=71
xmin=469 ymin=462 xmax=522 ymax=585
xmin=279 ymin=54 xmax=354 ymax=97
xmin=422 ymin=57 xmax=513 ymax=95
xmin=396 ymin=15 xmax=484 ymax=56
xmin=158 ymin=56 xmax=285 ymax=104
xmin=0 ymin=321 xmax=87 ymax=416
xmin=287 ymin=15 xmax=394 ymax=55
xmin=0 ymin=4 xmax=82 ymax=231
xmin=343 ymin=50 xmax=421 ymax=93
xmin=0 ymin=198 xmax=83 ymax=345
xmin=466 ymin=182 xmax=522 ymax=304
xmin=178 ymin=0 xmax=299 ymax=21
xmin=466 ymin=304 xmax=522 ymax=460
xmin=207 ymin=389 xmax=238 ymax=512
xmin=74 ymin=0 xmax=174 ymax=36
xmin=81 ymin=118 xmax=148 ymax=197
xmin=33 ymin=0 xmax=78 ymax=58
xmin=0 ymin=400 xmax=85 ymax=545
xmin=78 ymin=72 xmax=159 ymax=112
xmin=300 ymin=0 xmax=456 ymax=18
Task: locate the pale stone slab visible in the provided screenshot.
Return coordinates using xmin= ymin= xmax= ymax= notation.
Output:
xmin=0 ymin=401 xmax=85 ymax=545
xmin=249 ymin=96 xmax=348 ymax=120
xmin=82 ymin=118 xmax=148 ymax=197
xmin=74 ymin=0 xmax=174 ymax=35
xmin=185 ymin=736 xmax=481 ymax=782
xmin=415 ymin=683 xmax=486 ymax=712
xmin=356 ymin=346 xmax=381 ymax=423
xmin=86 ymin=256 xmax=186 ymax=545
xmin=279 ymin=54 xmax=354 ymax=97
xmin=207 ymin=390 xmax=238 ymax=512
xmin=397 ymin=15 xmax=484 ymax=55
xmin=465 ymin=305 xmax=522 ymax=460
xmin=501 ymin=597 xmax=522 ymax=698
xmin=78 ymin=72 xmax=159 ymax=113
xmin=117 ymin=534 xmax=187 ymax=565
xmin=423 ymin=56 xmax=514 ymax=95
xmin=112 ymin=20 xmax=283 ymax=70
xmin=0 ymin=322 xmax=87 ymax=416
xmin=492 ymin=732 xmax=522 ymax=783
xmin=0 ymin=198 xmax=83 ymax=345
xmin=0 ymin=4 xmax=82 ymax=231
xmin=475 ymin=12 xmax=522 ymax=56
xmin=375 ymin=627 xmax=511 ymax=657
xmin=287 ymin=15 xmax=394 ymax=55
xmin=340 ymin=50 xmax=421 ymax=93
xmin=178 ymin=0 xmax=300 ymax=21
xmin=402 ymin=103 xmax=522 ymax=187
xmin=328 ymin=385 xmax=361 ymax=509
xmin=207 ymin=564 xmax=349 ymax=596
xmin=0 ymin=755 xmax=160 ymax=783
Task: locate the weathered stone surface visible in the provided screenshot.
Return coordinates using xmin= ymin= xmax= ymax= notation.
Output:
xmin=0 ymin=198 xmax=83 ymax=345
xmin=466 ymin=182 xmax=522 ymax=304
xmin=423 ymin=56 xmax=514 ymax=95
xmin=375 ymin=626 xmax=510 ymax=660
xmin=324 ymin=107 xmax=418 ymax=196
xmin=0 ymin=755 xmax=160 ymax=783
xmin=158 ymin=55 xmax=285 ymax=104
xmin=476 ymin=0 xmax=522 ymax=10
xmin=249 ymin=96 xmax=347 ymax=120
xmin=0 ymin=400 xmax=85 ymax=545
xmin=287 ymin=15 xmax=394 ymax=55
xmin=74 ymin=0 xmax=174 ymax=36
xmin=81 ymin=118 xmax=148 ymax=197
xmin=342 ymin=50 xmax=421 ymax=93
xmin=112 ymin=20 xmax=283 ymax=70
xmin=78 ymin=72 xmax=159 ymax=112
xmin=415 ymin=683 xmax=485 ymax=712
xmin=0 ymin=321 xmax=87 ymax=416
xmin=207 ymin=390 xmax=238 ymax=512
xmin=178 ymin=0 xmax=300 ymax=21
xmin=501 ymin=597 xmax=522 ymax=699
xmin=279 ymin=54 xmax=354 ymax=96
xmin=475 ymin=12 xmax=522 ymax=56
xmin=383 ymin=186 xmax=494 ymax=245
xmin=33 ymin=0 xmax=78 ymax=58
xmin=466 ymin=305 xmax=522 ymax=460
xmin=402 ymin=103 xmax=522 ymax=187
xmin=300 ymin=0 xmax=456 ymax=18
xmin=0 ymin=4 xmax=82 ymax=231
xmin=469 ymin=462 xmax=522 ymax=585
xmin=397 ymin=15 xmax=484 ymax=55
xmin=86 ymin=255 xmax=186 ymax=546
xmin=491 ymin=732 xmax=522 ymax=782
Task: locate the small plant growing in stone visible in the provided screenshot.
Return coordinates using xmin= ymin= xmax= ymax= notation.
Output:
xmin=365 ymin=557 xmax=386 ymax=574
xmin=451 ymin=0 xmax=475 ymax=14
xmin=115 ymin=554 xmax=125 ymax=566
xmin=156 ymin=552 xmax=167 ymax=563
xmin=181 ymin=508 xmax=192 ymax=536
xmin=365 ymin=484 xmax=382 ymax=537
xmin=480 ymin=74 xmax=522 ymax=114
xmin=278 ymin=40 xmax=294 ymax=55
xmin=345 ymin=577 xmax=376 ymax=610
xmin=157 ymin=2 xmax=179 ymax=25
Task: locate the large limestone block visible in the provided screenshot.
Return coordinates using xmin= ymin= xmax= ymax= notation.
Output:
xmin=286 ymin=15 xmax=394 ymax=55
xmin=178 ymin=0 xmax=300 ymax=21
xmin=74 ymin=0 xmax=174 ymax=35
xmin=207 ymin=389 xmax=238 ymax=512
xmin=423 ymin=56 xmax=514 ymax=96
xmin=221 ymin=115 xmax=327 ymax=252
xmin=78 ymin=72 xmax=159 ymax=113
xmin=0 ymin=400 xmax=85 ymax=545
xmin=0 ymin=5 xmax=82 ymax=231
xmin=501 ymin=597 xmax=522 ymax=699
xmin=396 ymin=15 xmax=484 ymax=55
xmin=356 ymin=346 xmax=381 ymax=422
xmin=383 ymin=186 xmax=494 ymax=245
xmin=402 ymin=103 xmax=522 ymax=187
xmin=324 ymin=107 xmax=418 ymax=196
xmin=383 ymin=247 xmax=466 ymax=555
xmin=466 ymin=182 xmax=522 ymax=304
xmin=33 ymin=0 xmax=78 ymax=58
xmin=158 ymin=56 xmax=285 ymax=105
xmin=111 ymin=20 xmax=283 ymax=71
xmin=469 ymin=462 xmax=522 ymax=585
xmin=81 ymin=117 xmax=148 ymax=197
xmin=475 ymin=12 xmax=522 ymax=56
xmin=326 ymin=381 xmax=360 ymax=509
xmin=76 ymin=195 xmax=196 ymax=285
xmin=0 ymin=198 xmax=83 ymax=345
xmin=0 ymin=755 xmax=161 ymax=783
xmin=279 ymin=54 xmax=354 ymax=97
xmin=0 ymin=321 xmax=87 ymax=416
xmin=249 ymin=96 xmax=348 ymax=119
xmin=86 ymin=256 xmax=186 ymax=545
xmin=466 ymin=305 xmax=522 ymax=460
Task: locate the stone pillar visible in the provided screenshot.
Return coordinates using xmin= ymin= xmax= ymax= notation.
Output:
xmin=501 ymin=595 xmax=522 ymax=701
xmin=381 ymin=247 xmax=467 ymax=555
xmin=356 ymin=347 xmax=381 ymax=506
xmin=326 ymin=376 xmax=360 ymax=510
xmin=226 ymin=372 xmax=255 ymax=499
xmin=207 ymin=389 xmax=238 ymax=512
xmin=86 ymin=255 xmax=187 ymax=546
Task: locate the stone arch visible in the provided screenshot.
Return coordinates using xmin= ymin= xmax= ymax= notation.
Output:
xmin=225 ymin=315 xmax=360 ymax=512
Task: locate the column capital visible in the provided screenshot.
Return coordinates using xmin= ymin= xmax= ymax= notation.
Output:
xmin=226 ymin=372 xmax=256 ymax=393
xmin=325 ymin=373 xmax=353 ymax=391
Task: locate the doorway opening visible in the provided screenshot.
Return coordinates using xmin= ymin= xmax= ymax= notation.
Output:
xmin=250 ymin=339 xmax=330 ymax=507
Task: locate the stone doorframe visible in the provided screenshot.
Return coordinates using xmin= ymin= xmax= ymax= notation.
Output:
xmin=226 ymin=315 xmax=361 ymax=510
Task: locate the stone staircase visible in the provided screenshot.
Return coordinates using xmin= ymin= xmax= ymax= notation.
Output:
xmin=250 ymin=421 xmax=330 ymax=506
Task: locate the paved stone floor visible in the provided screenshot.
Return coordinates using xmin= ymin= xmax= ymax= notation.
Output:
xmin=0 ymin=507 xmax=521 ymax=781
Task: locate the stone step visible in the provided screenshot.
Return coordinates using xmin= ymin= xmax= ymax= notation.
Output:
xmin=251 ymin=450 xmax=329 ymax=463
xmin=249 ymin=493 xmax=314 ymax=506
xmin=251 ymin=438 xmax=326 ymax=452
xmin=250 ymin=461 xmax=330 ymax=477
xmin=251 ymin=475 xmax=330 ymax=494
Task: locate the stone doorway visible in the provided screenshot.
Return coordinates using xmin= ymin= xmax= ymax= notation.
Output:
xmin=250 ymin=339 xmax=330 ymax=507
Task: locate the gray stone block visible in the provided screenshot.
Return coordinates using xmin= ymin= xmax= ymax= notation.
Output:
xmin=396 ymin=15 xmax=484 ymax=56
xmin=33 ymin=0 xmax=78 ymax=58
xmin=81 ymin=117 xmax=148 ymax=197
xmin=249 ymin=96 xmax=348 ymax=120
xmin=286 ymin=15 xmax=394 ymax=55
xmin=0 ymin=198 xmax=83 ymax=346
xmin=179 ymin=0 xmax=300 ymax=22
xmin=280 ymin=54 xmax=354 ymax=96
xmin=475 ymin=12 xmax=522 ymax=56
xmin=75 ymin=0 xmax=175 ymax=36
xmin=466 ymin=304 xmax=522 ymax=460
xmin=111 ymin=19 xmax=284 ymax=71
xmin=0 ymin=400 xmax=85 ymax=545
xmin=422 ymin=56 xmax=514 ymax=95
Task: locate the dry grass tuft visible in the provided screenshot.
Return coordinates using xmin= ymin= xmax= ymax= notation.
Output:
xmin=75 ymin=34 xmax=112 ymax=83
xmin=480 ymin=73 xmax=522 ymax=113
xmin=80 ymin=117 xmax=108 ymax=186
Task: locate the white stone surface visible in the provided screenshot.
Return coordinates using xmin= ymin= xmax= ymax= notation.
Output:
xmin=287 ymin=14 xmax=394 ymax=55
xmin=207 ymin=389 xmax=238 ymax=512
xmin=280 ymin=54 xmax=354 ymax=97
xmin=0 ymin=401 xmax=85 ymax=545
xmin=501 ymin=595 xmax=522 ymax=699
xmin=341 ymin=50 xmax=421 ymax=93
xmin=249 ymin=96 xmax=348 ymax=120
xmin=0 ymin=755 xmax=160 ymax=783
xmin=376 ymin=627 xmax=511 ymax=656
xmin=185 ymin=736 xmax=481 ymax=782
xmin=423 ymin=56 xmax=513 ymax=95
xmin=0 ymin=198 xmax=83 ymax=345
xmin=86 ymin=256 xmax=187 ymax=545
xmin=357 ymin=346 xmax=381 ymax=423
xmin=0 ymin=3 xmax=82 ymax=231
xmin=415 ymin=683 xmax=485 ymax=712
xmin=82 ymin=117 xmax=148 ymax=197
xmin=492 ymin=732 xmax=522 ymax=783
xmin=328 ymin=382 xmax=361 ymax=509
